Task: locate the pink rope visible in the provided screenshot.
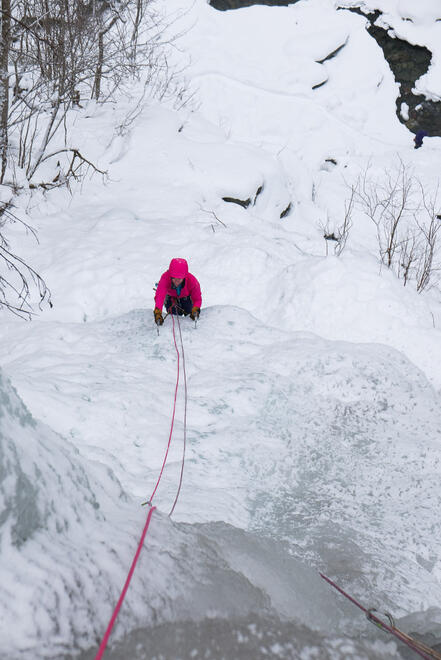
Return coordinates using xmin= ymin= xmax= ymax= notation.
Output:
xmin=320 ymin=573 xmax=440 ymax=660
xmin=95 ymin=307 xmax=188 ymax=659
xmin=96 ymin=304 xmax=437 ymax=660
xmin=94 ymin=505 xmax=156 ymax=660
xmin=148 ymin=311 xmax=180 ymax=504
xmin=169 ymin=313 xmax=188 ymax=516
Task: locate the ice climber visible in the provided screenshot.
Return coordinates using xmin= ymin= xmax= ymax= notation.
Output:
xmin=414 ymin=129 xmax=428 ymax=149
xmin=154 ymin=258 xmax=202 ymax=326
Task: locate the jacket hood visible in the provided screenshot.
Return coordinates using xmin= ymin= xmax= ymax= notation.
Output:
xmin=169 ymin=258 xmax=189 ymax=278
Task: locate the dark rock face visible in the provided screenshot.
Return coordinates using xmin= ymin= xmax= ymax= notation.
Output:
xmin=209 ymin=0 xmax=441 ymax=137
xmin=316 ymin=40 xmax=347 ymax=64
xmin=280 ymin=202 xmax=291 ymax=218
xmin=210 ymin=0 xmax=299 ymax=10
xmin=368 ymin=26 xmax=440 ymax=135
xmin=222 ymin=195 xmax=252 ymax=208
xmin=340 ymin=6 xmax=441 ymax=136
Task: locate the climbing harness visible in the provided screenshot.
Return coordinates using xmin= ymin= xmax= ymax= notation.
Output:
xmin=320 ymin=573 xmax=441 ymax=660
xmin=156 ymin=298 xmax=198 ymax=334
xmin=95 ymin=304 xmax=188 ymax=659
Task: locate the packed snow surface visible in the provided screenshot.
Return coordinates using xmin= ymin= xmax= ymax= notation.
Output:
xmin=1 ymin=0 xmax=441 ymax=658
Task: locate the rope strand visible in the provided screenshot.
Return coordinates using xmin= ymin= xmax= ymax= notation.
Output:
xmin=94 ymin=505 xmax=156 ymax=660
xmin=95 ymin=307 xmax=189 ymax=659
xmin=148 ymin=310 xmax=181 ymax=504
xmin=320 ymin=574 xmax=441 ymax=660
xmin=169 ymin=312 xmax=188 ymax=516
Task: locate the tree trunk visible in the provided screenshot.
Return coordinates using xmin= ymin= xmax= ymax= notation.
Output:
xmin=131 ymin=0 xmax=144 ymax=63
xmin=0 ymin=0 xmax=11 ymax=183
xmin=94 ymin=30 xmax=104 ymax=101
xmin=93 ymin=15 xmax=119 ymax=101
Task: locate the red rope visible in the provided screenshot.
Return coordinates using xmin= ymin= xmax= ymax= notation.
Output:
xmin=94 ymin=505 xmax=156 ymax=660
xmin=320 ymin=573 xmax=440 ymax=660
xmin=94 ymin=308 xmax=188 ymax=659
xmin=169 ymin=313 xmax=187 ymax=516
xmin=148 ymin=310 xmax=181 ymax=504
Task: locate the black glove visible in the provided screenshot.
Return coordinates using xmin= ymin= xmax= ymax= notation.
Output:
xmin=154 ymin=308 xmax=164 ymax=326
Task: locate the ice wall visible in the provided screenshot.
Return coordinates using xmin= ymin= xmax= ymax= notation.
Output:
xmin=0 ymin=367 xmax=354 ymax=659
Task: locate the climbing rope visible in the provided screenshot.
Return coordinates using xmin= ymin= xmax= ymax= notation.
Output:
xmin=94 ymin=505 xmax=156 ymax=660
xmin=320 ymin=573 xmax=441 ymax=660
xmin=94 ymin=307 xmax=188 ymax=659
xmin=148 ymin=307 xmax=182 ymax=505
xmin=169 ymin=312 xmax=187 ymax=517
xmin=95 ymin=306 xmax=440 ymax=660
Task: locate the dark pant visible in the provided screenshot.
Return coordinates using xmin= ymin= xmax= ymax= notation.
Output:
xmin=165 ymin=295 xmax=193 ymax=316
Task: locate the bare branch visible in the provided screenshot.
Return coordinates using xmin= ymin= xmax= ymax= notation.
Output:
xmin=353 ymin=158 xmax=441 ymax=293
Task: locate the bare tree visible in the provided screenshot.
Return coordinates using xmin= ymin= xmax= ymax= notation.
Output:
xmin=0 ymin=0 xmax=11 ymax=182
xmin=0 ymin=202 xmax=51 ymax=318
xmin=356 ymin=158 xmax=419 ymax=269
xmin=335 ymin=183 xmax=355 ymax=256
xmin=130 ymin=0 xmax=145 ymax=63
xmin=398 ymin=229 xmax=419 ymax=287
xmin=354 ymin=158 xmax=441 ymax=293
xmin=415 ymin=183 xmax=441 ymax=292
xmin=1 ymin=0 xmax=188 ymax=187
xmin=0 ymin=0 xmax=187 ymax=318
xmin=319 ymin=184 xmax=354 ymax=257
xmin=93 ymin=13 xmax=119 ymax=101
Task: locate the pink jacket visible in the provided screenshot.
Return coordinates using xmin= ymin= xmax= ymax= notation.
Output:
xmin=155 ymin=270 xmax=202 ymax=311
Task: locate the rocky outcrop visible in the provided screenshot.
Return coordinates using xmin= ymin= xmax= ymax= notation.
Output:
xmin=222 ymin=195 xmax=252 ymax=208
xmin=210 ymin=0 xmax=299 ymax=10
xmin=209 ymin=0 xmax=441 ymax=136
xmin=339 ymin=6 xmax=441 ymax=136
xmin=280 ymin=202 xmax=291 ymax=218
xmin=316 ymin=40 xmax=348 ymax=65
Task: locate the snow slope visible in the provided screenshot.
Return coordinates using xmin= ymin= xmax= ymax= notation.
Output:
xmin=1 ymin=0 xmax=441 ymax=658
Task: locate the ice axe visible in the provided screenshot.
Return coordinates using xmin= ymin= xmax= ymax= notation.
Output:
xmin=155 ymin=311 xmax=169 ymax=335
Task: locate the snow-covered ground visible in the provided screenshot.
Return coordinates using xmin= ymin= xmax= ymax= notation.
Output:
xmin=1 ymin=0 xmax=441 ymax=658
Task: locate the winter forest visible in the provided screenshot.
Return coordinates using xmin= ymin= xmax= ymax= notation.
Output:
xmin=1 ymin=0 xmax=441 ymax=659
